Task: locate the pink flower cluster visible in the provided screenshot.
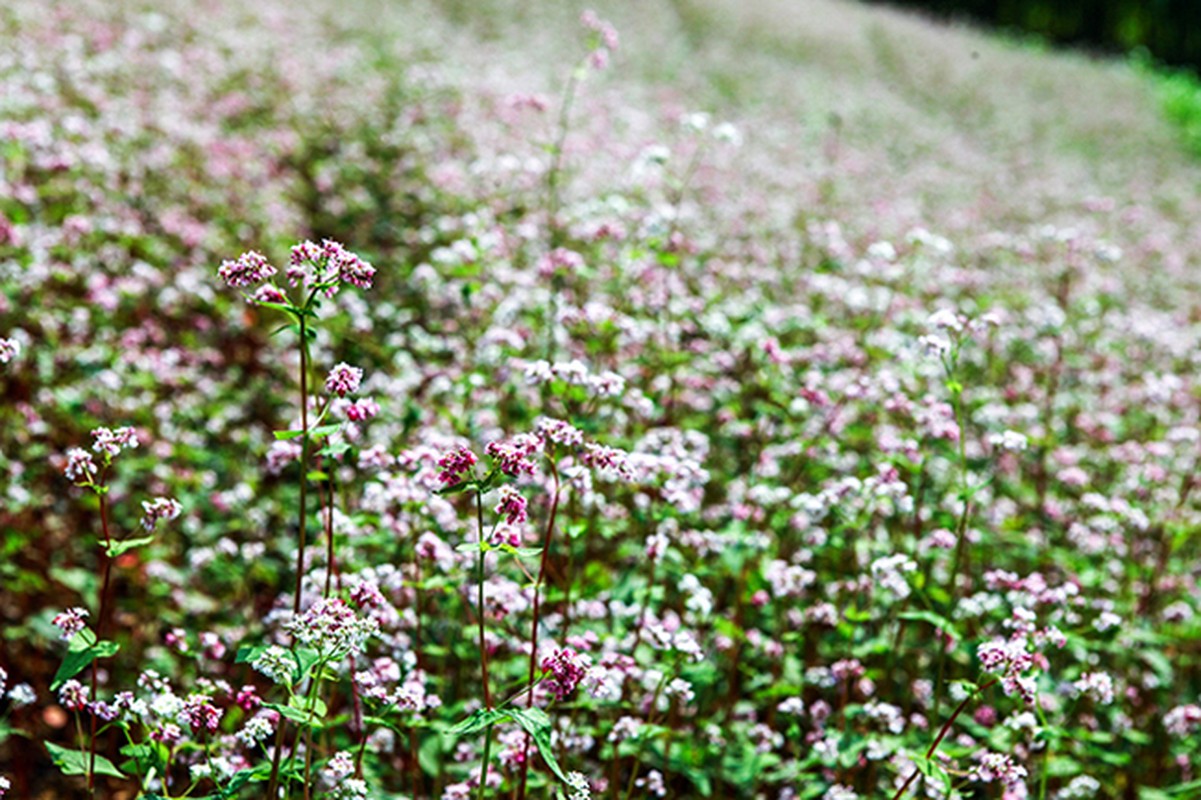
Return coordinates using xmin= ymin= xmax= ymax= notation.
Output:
xmin=51 ymin=607 xmax=89 ymax=640
xmin=287 ymin=239 xmax=375 ymax=291
xmin=181 ymin=694 xmax=222 ymax=734
xmin=485 ymin=434 xmax=542 ymax=477
xmin=141 ymin=496 xmax=183 ymax=531
xmin=217 ymin=250 xmax=277 ymax=287
xmin=63 ymin=448 xmax=97 ymax=483
xmin=325 ymin=362 xmax=364 ymax=397
xmin=92 ymin=426 xmax=138 ymax=458
xmin=437 ymin=447 xmax=478 ymax=485
xmin=493 ymin=485 xmax=528 ymax=525
xmin=541 ymin=647 xmax=591 ymax=702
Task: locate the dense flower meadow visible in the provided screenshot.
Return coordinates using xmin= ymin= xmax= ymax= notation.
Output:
xmin=5 ymin=0 xmax=1201 ymax=798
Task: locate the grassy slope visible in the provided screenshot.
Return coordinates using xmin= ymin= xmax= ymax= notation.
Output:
xmin=390 ymin=0 xmax=1201 ymax=301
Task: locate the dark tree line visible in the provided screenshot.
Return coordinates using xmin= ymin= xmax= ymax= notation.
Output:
xmin=866 ymin=0 xmax=1201 ymax=73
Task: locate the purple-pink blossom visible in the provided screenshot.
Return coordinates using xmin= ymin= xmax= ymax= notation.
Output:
xmin=493 ymin=485 xmax=528 ymax=525
xmin=437 ymin=447 xmax=478 ymax=485
xmin=325 ymin=363 xmax=364 ymax=397
xmin=52 ymin=607 xmax=89 ymax=640
xmin=485 ymin=433 xmax=542 ymax=477
xmin=218 ymin=250 xmax=276 ymax=287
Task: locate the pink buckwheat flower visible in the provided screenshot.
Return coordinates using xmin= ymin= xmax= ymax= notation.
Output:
xmin=52 ymin=607 xmax=89 ymax=640
xmin=284 ymin=598 xmax=378 ymax=656
xmin=541 ymin=647 xmax=591 ymax=702
xmin=333 ymin=245 xmax=375 ymax=290
xmin=344 ymin=398 xmax=380 ymax=422
xmin=249 ymin=284 xmax=287 ymax=305
xmin=437 ymin=447 xmax=478 ymax=485
xmin=536 ymin=417 xmax=584 ymax=448
xmin=971 ymin=752 xmax=1028 ymax=787
xmin=0 ymin=337 xmax=19 ymax=364
xmin=235 ymin=685 xmax=261 ymax=711
xmin=486 ymin=433 xmax=542 ymax=476
xmin=218 ymin=250 xmax=276 ymax=287
xmin=91 ymin=426 xmax=138 ymax=458
xmin=1074 ymin=672 xmax=1115 ymax=705
xmin=494 ymin=485 xmax=528 ymax=525
xmin=64 ymin=448 xmax=97 ymax=483
xmin=1165 ymin=704 xmax=1201 ymax=737
xmin=325 ymin=363 xmax=363 ymax=397
xmin=181 ymin=694 xmax=222 ymax=734
xmin=141 ymin=497 xmax=182 ymax=531
xmin=58 ymin=679 xmax=89 ymax=711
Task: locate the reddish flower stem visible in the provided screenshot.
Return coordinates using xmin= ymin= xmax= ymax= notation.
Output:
xmin=517 ymin=458 xmax=561 ymax=800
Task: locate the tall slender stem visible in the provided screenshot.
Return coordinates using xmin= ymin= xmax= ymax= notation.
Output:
xmin=476 ymin=724 xmax=494 ymax=800
xmin=934 ymin=370 xmax=970 ymax=717
xmin=323 ymin=472 xmax=336 ymax=598
xmin=270 ymin=314 xmax=313 ymax=800
xmin=891 ymin=678 xmax=999 ymax=800
xmin=517 ymin=459 xmax=561 ymax=800
xmin=475 ymin=490 xmax=494 ymax=710
xmin=474 ymin=488 xmax=495 ymax=800
xmin=294 ymin=315 xmax=310 ymax=616
xmin=88 ymin=491 xmax=115 ymax=793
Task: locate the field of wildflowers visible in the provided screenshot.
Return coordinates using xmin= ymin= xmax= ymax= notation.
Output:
xmin=5 ymin=0 xmax=1201 ymax=798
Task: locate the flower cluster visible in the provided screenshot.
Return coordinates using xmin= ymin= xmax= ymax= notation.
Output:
xmin=217 ymin=250 xmax=277 ymax=287
xmin=485 ymin=434 xmax=542 ymax=477
xmin=51 ymin=607 xmax=90 ymax=640
xmin=541 ymin=647 xmax=591 ymax=702
xmin=287 ymin=239 xmax=375 ymax=292
xmin=92 ymin=426 xmax=138 ymax=458
xmin=325 ymin=362 xmax=364 ymax=397
xmin=493 ymin=485 xmax=528 ymax=526
xmin=284 ymin=598 xmax=379 ymax=657
xmin=140 ymin=497 xmax=183 ymax=531
xmin=437 ymin=447 xmax=478 ymax=485
xmin=0 ymin=337 xmax=19 ymax=364
xmin=180 ymin=694 xmax=223 ymax=734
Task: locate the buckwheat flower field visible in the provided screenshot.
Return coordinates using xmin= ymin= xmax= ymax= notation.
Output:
xmin=4 ymin=0 xmax=1201 ymax=797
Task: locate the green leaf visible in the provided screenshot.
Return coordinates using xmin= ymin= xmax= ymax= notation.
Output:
xmin=499 ymin=545 xmax=544 ymax=560
xmin=289 ymin=694 xmax=328 ymax=717
xmin=509 ymin=707 xmax=568 ymax=783
xmin=455 ymin=542 xmax=489 ymax=554
xmin=897 ymin=610 xmax=959 ymax=637
xmin=106 ymin=535 xmax=154 ymax=558
xmin=52 ymin=638 xmax=119 ymax=692
xmin=120 ymin=741 xmax=167 ymax=777
xmin=309 ymin=423 xmax=342 ymax=439
xmin=254 ymin=300 xmax=301 ymax=317
xmin=265 ymin=700 xmax=326 ymax=727
xmin=273 ymin=429 xmax=305 ymax=441
xmin=318 ymin=441 xmax=351 ymax=458
xmin=1166 ymin=778 xmax=1201 ymax=796
xmin=235 ymin=644 xmax=269 ymax=664
xmin=418 ymin=730 xmax=442 ymax=777
xmin=294 ymin=648 xmax=322 ymax=681
xmin=46 ymin=741 xmax=126 ymax=778
xmin=447 ymin=708 xmax=509 ymax=737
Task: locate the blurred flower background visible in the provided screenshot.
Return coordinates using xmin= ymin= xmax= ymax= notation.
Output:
xmin=4 ymin=0 xmax=1201 ymax=798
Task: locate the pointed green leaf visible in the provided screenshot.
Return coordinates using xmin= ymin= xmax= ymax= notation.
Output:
xmin=509 ymin=707 xmax=568 ymax=783
xmin=897 ymin=610 xmax=959 ymax=638
xmin=52 ymin=639 xmax=119 ymax=691
xmin=309 ymin=423 xmax=342 ymax=439
xmin=106 ymin=536 xmax=154 ymax=558
xmin=46 ymin=741 xmax=126 ymax=778
xmin=447 ymin=708 xmax=509 ymax=737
